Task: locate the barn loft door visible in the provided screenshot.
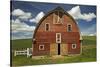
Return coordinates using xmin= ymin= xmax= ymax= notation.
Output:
xmin=56 ymin=33 xmax=61 ymax=43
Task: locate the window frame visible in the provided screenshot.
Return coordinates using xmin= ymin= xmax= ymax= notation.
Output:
xmin=67 ymin=24 xmax=72 ymax=32
xmin=39 ymin=45 xmax=44 ymax=50
xmin=45 ymin=23 xmax=50 ymax=31
xmin=72 ymin=43 xmax=76 ymax=49
xmin=56 ymin=33 xmax=61 ymax=43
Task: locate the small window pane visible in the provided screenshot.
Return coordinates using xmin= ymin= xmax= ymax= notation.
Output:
xmin=45 ymin=23 xmax=49 ymax=31
xmin=72 ymin=44 xmax=76 ymax=49
xmin=39 ymin=45 xmax=44 ymax=50
xmin=67 ymin=25 xmax=72 ymax=32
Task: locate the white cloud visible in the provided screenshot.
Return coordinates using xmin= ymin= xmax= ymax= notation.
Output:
xmin=79 ymin=13 xmax=96 ymax=22
xmin=68 ymin=6 xmax=81 ymax=19
xmin=12 ymin=9 xmax=25 ymax=16
xmin=11 ymin=19 xmax=35 ymax=32
xmin=11 ymin=19 xmax=36 ymax=39
xmin=12 ymin=9 xmax=32 ymax=20
xmin=30 ymin=12 xmax=45 ymax=23
xmin=68 ymin=6 xmax=96 ymax=22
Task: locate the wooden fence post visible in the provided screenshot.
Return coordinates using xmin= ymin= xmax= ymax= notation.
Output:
xmin=27 ymin=48 xmax=29 ymax=58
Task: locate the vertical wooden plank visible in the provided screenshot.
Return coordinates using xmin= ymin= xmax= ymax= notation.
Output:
xmin=50 ymin=43 xmax=58 ymax=55
xmin=61 ymin=44 xmax=68 ymax=55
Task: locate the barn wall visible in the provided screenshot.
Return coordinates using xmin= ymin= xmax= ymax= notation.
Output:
xmin=34 ymin=32 xmax=80 ymax=43
xmin=32 ymin=43 xmax=50 ymax=56
xmin=68 ymin=41 xmax=80 ymax=54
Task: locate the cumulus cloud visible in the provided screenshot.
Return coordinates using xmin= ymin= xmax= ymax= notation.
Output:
xmin=30 ymin=12 xmax=45 ymax=23
xmin=11 ymin=19 xmax=35 ymax=32
xmin=11 ymin=18 xmax=36 ymax=39
xmin=12 ymin=9 xmax=25 ymax=16
xmin=68 ymin=6 xmax=96 ymax=22
xmin=12 ymin=9 xmax=32 ymax=20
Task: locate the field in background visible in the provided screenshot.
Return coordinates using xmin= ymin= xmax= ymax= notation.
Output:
xmin=11 ymin=36 xmax=96 ymax=66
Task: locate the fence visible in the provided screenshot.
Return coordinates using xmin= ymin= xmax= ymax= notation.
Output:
xmin=14 ymin=48 xmax=32 ymax=58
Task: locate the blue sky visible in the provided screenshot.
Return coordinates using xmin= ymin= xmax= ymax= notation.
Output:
xmin=11 ymin=1 xmax=96 ymax=40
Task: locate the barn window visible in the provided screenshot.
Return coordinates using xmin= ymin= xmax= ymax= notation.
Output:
xmin=72 ymin=44 xmax=76 ymax=49
xmin=67 ymin=24 xmax=72 ymax=32
xmin=45 ymin=23 xmax=50 ymax=31
xmin=39 ymin=45 xmax=44 ymax=50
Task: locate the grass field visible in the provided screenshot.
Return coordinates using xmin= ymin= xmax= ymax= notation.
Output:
xmin=11 ymin=36 xmax=96 ymax=66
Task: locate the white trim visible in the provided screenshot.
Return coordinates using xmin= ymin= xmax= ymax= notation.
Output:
xmin=72 ymin=43 xmax=77 ymax=49
xmin=67 ymin=24 xmax=72 ymax=32
xmin=39 ymin=45 xmax=44 ymax=50
xmin=45 ymin=23 xmax=50 ymax=31
xmin=56 ymin=33 xmax=61 ymax=43
xmin=53 ymin=13 xmax=55 ymax=24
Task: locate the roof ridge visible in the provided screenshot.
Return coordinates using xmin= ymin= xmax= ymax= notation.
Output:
xmin=53 ymin=6 xmax=65 ymax=12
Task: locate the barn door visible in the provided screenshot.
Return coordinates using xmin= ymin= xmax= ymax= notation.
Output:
xmin=58 ymin=43 xmax=60 ymax=55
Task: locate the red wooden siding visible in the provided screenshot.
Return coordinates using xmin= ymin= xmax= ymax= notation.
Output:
xmin=68 ymin=42 xmax=80 ymax=54
xmin=33 ymin=43 xmax=50 ymax=56
xmin=34 ymin=32 xmax=80 ymax=43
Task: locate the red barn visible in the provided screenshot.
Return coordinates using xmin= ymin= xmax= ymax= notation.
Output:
xmin=32 ymin=7 xmax=82 ymax=57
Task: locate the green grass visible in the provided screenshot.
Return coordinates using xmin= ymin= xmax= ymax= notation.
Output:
xmin=82 ymin=36 xmax=96 ymax=45
xmin=11 ymin=36 xmax=96 ymax=66
xmin=11 ymin=39 xmax=32 ymax=50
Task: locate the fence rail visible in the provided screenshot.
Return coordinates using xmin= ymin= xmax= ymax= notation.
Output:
xmin=14 ymin=48 xmax=32 ymax=58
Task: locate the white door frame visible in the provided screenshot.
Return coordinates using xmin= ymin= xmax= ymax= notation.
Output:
xmin=56 ymin=33 xmax=61 ymax=43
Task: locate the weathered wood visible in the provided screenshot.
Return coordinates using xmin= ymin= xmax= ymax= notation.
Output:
xmin=61 ymin=44 xmax=68 ymax=55
xmin=50 ymin=43 xmax=58 ymax=55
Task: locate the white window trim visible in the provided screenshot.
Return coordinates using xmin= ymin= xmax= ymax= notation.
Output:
xmin=56 ymin=33 xmax=61 ymax=43
xmin=45 ymin=23 xmax=50 ymax=31
xmin=72 ymin=43 xmax=76 ymax=49
xmin=67 ymin=24 xmax=72 ymax=32
xmin=39 ymin=45 xmax=44 ymax=50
